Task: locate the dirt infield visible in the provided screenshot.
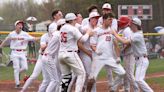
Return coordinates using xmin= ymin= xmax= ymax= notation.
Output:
xmin=1 ymin=72 xmax=164 ymax=92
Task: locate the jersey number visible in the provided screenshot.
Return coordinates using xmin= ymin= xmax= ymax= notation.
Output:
xmin=106 ymin=36 xmax=111 ymax=41
xmin=61 ymin=32 xmax=67 ymax=43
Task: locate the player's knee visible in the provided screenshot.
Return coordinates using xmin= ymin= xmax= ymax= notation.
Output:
xmin=30 ymin=74 xmax=37 ymax=80
xmin=14 ymin=67 xmax=19 ymax=74
xmin=50 ymin=80 xmax=60 ymax=85
xmin=135 ymin=77 xmax=143 ymax=83
xmin=42 ymin=79 xmax=51 ymax=84
xmin=119 ymin=69 xmax=126 ymax=77
xmin=79 ymin=68 xmax=86 ymax=74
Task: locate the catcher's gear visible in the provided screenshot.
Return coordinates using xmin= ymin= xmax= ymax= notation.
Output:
xmin=118 ymin=16 xmax=131 ymax=29
xmin=61 ymin=73 xmax=72 ymax=92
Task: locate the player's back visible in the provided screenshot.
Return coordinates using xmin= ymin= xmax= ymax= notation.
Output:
xmin=60 ymin=23 xmax=82 ymax=51
xmin=44 ymin=31 xmax=60 ymax=58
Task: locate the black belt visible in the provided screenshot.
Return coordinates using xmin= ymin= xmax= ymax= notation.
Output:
xmin=67 ymin=50 xmax=78 ymax=52
xmin=135 ymin=55 xmax=147 ymax=60
xmin=12 ymin=49 xmax=26 ymax=52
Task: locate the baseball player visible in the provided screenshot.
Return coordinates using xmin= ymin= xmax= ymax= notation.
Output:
xmin=111 ymin=17 xmax=153 ymax=92
xmin=20 ymin=25 xmax=50 ymax=92
xmin=81 ymin=5 xmax=99 ymax=26
xmin=0 ymin=20 xmax=39 ymax=88
xmin=38 ymin=19 xmax=66 ymax=92
xmin=117 ymin=16 xmax=139 ymax=92
xmin=59 ymin=13 xmax=93 ymax=92
xmin=48 ymin=10 xmax=63 ymax=36
xmin=98 ymin=3 xmax=118 ymax=30
xmin=38 ymin=30 xmax=61 ymax=92
xmin=67 ymin=13 xmax=84 ymax=92
xmin=88 ymin=13 xmax=125 ymax=92
xmin=75 ymin=13 xmax=83 ymax=26
xmin=97 ymin=3 xmax=119 ymax=89
xmin=77 ymin=11 xmax=100 ymax=92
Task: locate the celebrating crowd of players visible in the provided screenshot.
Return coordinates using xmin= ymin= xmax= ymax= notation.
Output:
xmin=0 ymin=2 xmax=154 ymax=92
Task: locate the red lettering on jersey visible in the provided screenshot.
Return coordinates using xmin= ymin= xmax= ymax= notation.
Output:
xmin=61 ymin=32 xmax=67 ymax=43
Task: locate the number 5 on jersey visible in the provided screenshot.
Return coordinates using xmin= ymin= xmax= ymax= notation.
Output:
xmin=61 ymin=32 xmax=67 ymax=43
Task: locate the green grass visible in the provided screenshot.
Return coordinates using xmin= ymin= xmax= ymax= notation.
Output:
xmin=0 ymin=58 xmax=164 ymax=82
xmin=146 ymin=77 xmax=164 ymax=87
xmin=0 ymin=64 xmax=43 ymax=81
xmin=147 ymin=59 xmax=164 ymax=74
xmin=97 ymin=59 xmax=164 ymax=79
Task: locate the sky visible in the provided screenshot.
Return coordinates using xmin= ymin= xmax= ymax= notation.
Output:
xmin=0 ymin=0 xmax=46 ymax=5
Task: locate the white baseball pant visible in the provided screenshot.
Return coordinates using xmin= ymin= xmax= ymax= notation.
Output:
xmin=21 ymin=55 xmax=42 ymax=91
xmin=80 ymin=52 xmax=96 ymax=92
xmin=105 ymin=66 xmax=113 ymax=87
xmin=38 ymin=55 xmax=61 ymax=92
xmin=123 ymin=54 xmax=139 ymax=92
xmin=89 ymin=58 xmax=125 ymax=91
xmin=10 ymin=51 xmax=28 ymax=86
xmin=135 ymin=57 xmax=153 ymax=92
xmin=59 ymin=51 xmax=86 ymax=92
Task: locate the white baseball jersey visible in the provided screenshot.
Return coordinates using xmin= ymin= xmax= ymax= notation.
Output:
xmin=81 ymin=18 xmax=89 ymax=26
xmin=44 ymin=31 xmax=60 ymax=58
xmin=130 ymin=31 xmax=148 ymax=57
xmin=98 ymin=17 xmax=118 ymax=30
xmin=39 ymin=33 xmax=50 ymax=53
xmin=90 ymin=27 xmax=115 ymax=60
xmin=75 ymin=23 xmax=82 ymax=31
xmin=59 ymin=23 xmax=83 ymax=51
xmin=7 ymin=30 xmax=35 ymax=49
xmin=119 ymin=27 xmax=133 ymax=55
xmin=80 ymin=24 xmax=96 ymax=51
xmin=40 ymin=33 xmax=49 ymax=45
xmin=48 ymin=21 xmax=57 ymax=35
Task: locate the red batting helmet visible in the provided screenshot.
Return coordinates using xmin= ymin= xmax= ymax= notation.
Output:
xmin=118 ymin=16 xmax=131 ymax=29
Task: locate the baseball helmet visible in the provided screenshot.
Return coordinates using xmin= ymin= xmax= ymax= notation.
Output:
xmin=118 ymin=16 xmax=131 ymax=28
xmin=132 ymin=17 xmax=141 ymax=26
xmin=65 ymin=13 xmax=76 ymax=21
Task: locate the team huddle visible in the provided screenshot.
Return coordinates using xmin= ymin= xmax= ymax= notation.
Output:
xmin=0 ymin=2 xmax=154 ymax=92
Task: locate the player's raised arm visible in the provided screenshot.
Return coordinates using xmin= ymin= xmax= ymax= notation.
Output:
xmin=79 ymin=28 xmax=94 ymax=42
xmin=77 ymin=41 xmax=92 ymax=58
xmin=113 ymin=38 xmax=120 ymax=57
xmin=111 ymin=30 xmax=131 ymax=44
xmin=0 ymin=37 xmax=10 ymax=48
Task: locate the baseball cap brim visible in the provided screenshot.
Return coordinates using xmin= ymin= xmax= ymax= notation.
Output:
xmin=15 ymin=20 xmax=23 ymax=26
